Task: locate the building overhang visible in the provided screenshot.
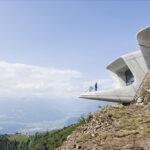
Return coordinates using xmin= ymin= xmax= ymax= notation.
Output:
xmin=80 ymin=26 xmax=150 ymax=104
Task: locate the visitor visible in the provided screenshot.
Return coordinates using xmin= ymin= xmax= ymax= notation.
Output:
xmin=89 ymin=86 xmax=94 ymax=92
xmin=95 ymin=82 xmax=98 ymax=91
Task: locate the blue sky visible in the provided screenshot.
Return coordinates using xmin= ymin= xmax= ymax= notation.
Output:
xmin=1 ymin=1 xmax=150 ymax=100
xmin=0 ymin=1 xmax=150 ymax=81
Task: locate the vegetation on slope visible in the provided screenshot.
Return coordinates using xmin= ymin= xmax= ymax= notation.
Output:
xmin=59 ymin=104 xmax=150 ymax=150
xmin=0 ymin=118 xmax=86 ymax=150
xmin=1 ymin=103 xmax=150 ymax=150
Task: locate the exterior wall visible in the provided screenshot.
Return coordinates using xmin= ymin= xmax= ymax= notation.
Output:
xmin=80 ymin=51 xmax=148 ymax=103
xmin=80 ymin=26 xmax=150 ymax=103
xmin=122 ymin=51 xmax=148 ymax=85
xmin=137 ymin=27 xmax=150 ymax=72
xmin=80 ymin=86 xmax=135 ymax=103
xmin=107 ymin=58 xmax=127 ymax=87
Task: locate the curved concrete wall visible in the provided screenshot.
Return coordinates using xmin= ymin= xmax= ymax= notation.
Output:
xmin=106 ymin=51 xmax=147 ymax=87
xmin=121 ymin=51 xmax=148 ymax=86
xmin=80 ymin=51 xmax=147 ymax=103
xmin=137 ymin=27 xmax=150 ymax=72
xmin=80 ymin=26 xmax=150 ymax=103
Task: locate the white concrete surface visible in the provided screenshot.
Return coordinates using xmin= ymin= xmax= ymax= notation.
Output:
xmin=80 ymin=26 xmax=150 ymax=103
xmin=137 ymin=27 xmax=150 ymax=71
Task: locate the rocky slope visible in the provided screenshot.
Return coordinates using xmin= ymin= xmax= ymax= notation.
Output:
xmin=58 ymin=74 xmax=150 ymax=150
xmin=58 ymin=103 xmax=150 ymax=150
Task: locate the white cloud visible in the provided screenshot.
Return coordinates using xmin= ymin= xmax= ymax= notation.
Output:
xmin=0 ymin=61 xmax=82 ymax=99
xmin=0 ymin=61 xmax=113 ymax=100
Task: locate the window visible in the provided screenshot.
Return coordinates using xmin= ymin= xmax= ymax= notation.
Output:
xmin=125 ymin=69 xmax=134 ymax=85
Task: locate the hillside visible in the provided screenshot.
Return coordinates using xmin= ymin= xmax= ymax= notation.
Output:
xmin=1 ymin=75 xmax=150 ymax=150
xmin=0 ymin=123 xmax=80 ymax=150
xmin=1 ymin=103 xmax=150 ymax=150
xmin=58 ymin=73 xmax=150 ymax=150
xmin=58 ymin=104 xmax=150 ymax=150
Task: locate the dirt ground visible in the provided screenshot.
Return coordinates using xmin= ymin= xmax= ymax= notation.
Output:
xmin=58 ymin=104 xmax=150 ymax=150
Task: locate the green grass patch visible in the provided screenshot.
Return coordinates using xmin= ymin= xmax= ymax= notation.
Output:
xmin=8 ymin=133 xmax=29 ymax=142
xmin=0 ymin=115 xmax=88 ymax=150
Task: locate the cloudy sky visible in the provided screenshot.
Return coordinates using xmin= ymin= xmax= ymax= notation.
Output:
xmin=0 ymin=1 xmax=150 ymax=100
xmin=0 ymin=61 xmax=83 ymax=99
xmin=0 ymin=60 xmax=114 ymax=100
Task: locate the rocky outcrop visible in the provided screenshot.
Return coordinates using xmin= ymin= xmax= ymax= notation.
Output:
xmin=58 ymin=104 xmax=150 ymax=150
xmin=134 ymin=73 xmax=150 ymax=105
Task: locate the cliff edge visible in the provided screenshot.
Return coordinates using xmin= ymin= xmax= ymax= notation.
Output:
xmin=59 ymin=104 xmax=150 ymax=150
xmin=59 ymin=74 xmax=150 ymax=150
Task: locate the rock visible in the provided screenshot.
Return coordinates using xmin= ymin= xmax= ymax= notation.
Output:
xmin=95 ymin=125 xmax=101 ymax=130
xmin=74 ymin=144 xmax=82 ymax=149
xmin=83 ymin=127 xmax=87 ymax=132
xmin=67 ymin=135 xmax=71 ymax=140
xmin=59 ymin=103 xmax=150 ymax=150
xmin=73 ymin=144 xmax=76 ymax=148
xmin=137 ymin=97 xmax=144 ymax=103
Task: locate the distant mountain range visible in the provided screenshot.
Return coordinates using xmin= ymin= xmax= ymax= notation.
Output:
xmin=0 ymin=98 xmax=101 ymax=134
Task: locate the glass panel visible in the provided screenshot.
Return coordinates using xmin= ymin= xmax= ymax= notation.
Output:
xmin=125 ymin=69 xmax=134 ymax=85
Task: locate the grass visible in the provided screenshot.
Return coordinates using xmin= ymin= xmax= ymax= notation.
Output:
xmin=8 ymin=133 xmax=29 ymax=142
xmin=0 ymin=115 xmax=89 ymax=150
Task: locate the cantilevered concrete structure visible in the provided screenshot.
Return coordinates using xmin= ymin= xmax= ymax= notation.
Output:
xmin=80 ymin=27 xmax=150 ymax=104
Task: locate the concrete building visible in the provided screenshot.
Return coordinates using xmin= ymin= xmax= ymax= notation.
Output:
xmin=80 ymin=27 xmax=150 ymax=103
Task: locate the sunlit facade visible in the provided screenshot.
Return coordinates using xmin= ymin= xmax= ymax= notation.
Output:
xmin=80 ymin=27 xmax=150 ymax=103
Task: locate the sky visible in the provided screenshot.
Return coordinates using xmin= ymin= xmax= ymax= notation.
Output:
xmin=0 ymin=0 xmax=150 ymax=133
xmin=0 ymin=1 xmax=150 ymax=100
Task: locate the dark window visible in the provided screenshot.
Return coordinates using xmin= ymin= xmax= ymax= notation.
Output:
xmin=125 ymin=69 xmax=134 ymax=85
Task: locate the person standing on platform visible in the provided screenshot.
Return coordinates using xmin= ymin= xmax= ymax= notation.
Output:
xmin=95 ymin=82 xmax=98 ymax=91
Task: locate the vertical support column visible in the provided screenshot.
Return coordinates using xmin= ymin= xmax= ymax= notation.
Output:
xmin=137 ymin=27 xmax=150 ymax=72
